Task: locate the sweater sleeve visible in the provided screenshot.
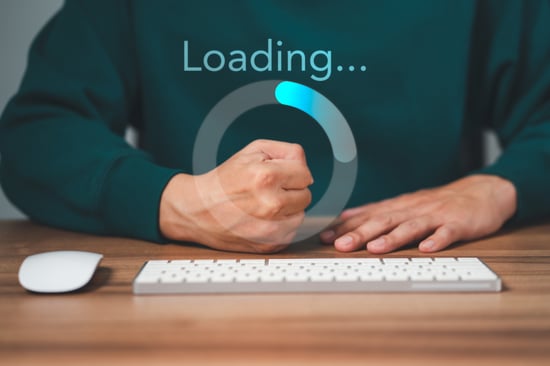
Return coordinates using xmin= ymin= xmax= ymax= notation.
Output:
xmin=471 ymin=0 xmax=550 ymax=224
xmin=0 ymin=0 xmax=181 ymax=242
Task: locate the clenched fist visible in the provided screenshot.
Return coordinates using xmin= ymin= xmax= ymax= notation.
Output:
xmin=159 ymin=139 xmax=313 ymax=253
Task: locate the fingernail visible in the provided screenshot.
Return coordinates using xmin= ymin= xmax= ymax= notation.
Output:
xmin=420 ymin=240 xmax=435 ymax=251
xmin=335 ymin=235 xmax=354 ymax=248
xmin=368 ymin=237 xmax=386 ymax=250
xmin=320 ymin=230 xmax=335 ymax=242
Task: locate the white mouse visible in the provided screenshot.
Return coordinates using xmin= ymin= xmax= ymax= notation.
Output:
xmin=18 ymin=250 xmax=103 ymax=293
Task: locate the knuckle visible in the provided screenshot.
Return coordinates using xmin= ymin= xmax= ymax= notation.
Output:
xmin=260 ymin=196 xmax=284 ymax=217
xmin=245 ymin=139 xmax=263 ymax=152
xmin=250 ymin=139 xmax=267 ymax=148
xmin=334 ymin=218 xmax=362 ymax=238
xmin=302 ymin=189 xmax=313 ymax=207
xmin=403 ymin=219 xmax=420 ymax=231
xmin=381 ymin=234 xmax=393 ymax=246
xmin=289 ymin=143 xmax=306 ymax=160
xmin=373 ymin=214 xmax=393 ymax=228
xmin=293 ymin=211 xmax=306 ymax=224
xmin=346 ymin=230 xmax=365 ymax=244
xmin=301 ymin=169 xmax=314 ymax=186
xmin=254 ymin=167 xmax=277 ymax=188
xmin=439 ymin=224 xmax=458 ymax=240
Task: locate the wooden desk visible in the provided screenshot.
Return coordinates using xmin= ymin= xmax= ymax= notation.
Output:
xmin=1 ymin=219 xmax=549 ymax=365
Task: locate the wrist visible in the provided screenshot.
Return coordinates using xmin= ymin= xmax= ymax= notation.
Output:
xmin=158 ymin=173 xmax=206 ymax=243
xmin=487 ymin=174 xmax=517 ymax=223
xmin=464 ymin=174 xmax=518 ymax=223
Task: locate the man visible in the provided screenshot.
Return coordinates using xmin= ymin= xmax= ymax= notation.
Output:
xmin=1 ymin=1 xmax=548 ymax=254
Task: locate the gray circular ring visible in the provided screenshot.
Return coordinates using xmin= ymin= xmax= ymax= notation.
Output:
xmin=192 ymin=80 xmax=357 ymax=243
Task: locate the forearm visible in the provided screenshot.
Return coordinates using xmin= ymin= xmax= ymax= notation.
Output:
xmin=0 ymin=0 xmax=181 ymax=242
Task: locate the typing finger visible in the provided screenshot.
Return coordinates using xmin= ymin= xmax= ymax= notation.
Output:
xmin=332 ymin=211 xmax=413 ymax=252
xmin=366 ymin=215 xmax=436 ymax=253
xmin=418 ymin=222 xmax=463 ymax=252
xmin=340 ymin=190 xmax=435 ymax=220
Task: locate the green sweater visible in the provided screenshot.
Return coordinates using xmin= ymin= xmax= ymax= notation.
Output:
xmin=1 ymin=0 xmax=549 ymax=243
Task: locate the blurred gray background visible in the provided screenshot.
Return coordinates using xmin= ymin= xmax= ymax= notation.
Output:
xmin=0 ymin=0 xmax=501 ymax=220
xmin=0 ymin=0 xmax=63 ymax=219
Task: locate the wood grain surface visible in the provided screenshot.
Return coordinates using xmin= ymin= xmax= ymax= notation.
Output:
xmin=1 ymin=219 xmax=549 ymax=365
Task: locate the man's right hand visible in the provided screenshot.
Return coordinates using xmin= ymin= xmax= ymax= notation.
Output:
xmin=159 ymin=139 xmax=313 ymax=253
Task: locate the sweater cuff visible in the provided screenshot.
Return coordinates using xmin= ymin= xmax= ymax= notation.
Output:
xmin=100 ymin=156 xmax=181 ymax=242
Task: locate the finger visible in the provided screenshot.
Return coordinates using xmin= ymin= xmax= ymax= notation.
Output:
xmin=265 ymin=212 xmax=305 ymax=245
xmin=278 ymin=212 xmax=307 ymax=244
xmin=333 ymin=211 xmax=411 ymax=252
xmin=269 ymin=159 xmax=313 ymax=189
xmin=245 ymin=139 xmax=307 ymax=162
xmin=245 ymin=212 xmax=304 ymax=244
xmin=329 ymin=208 xmax=416 ymax=244
xmin=320 ymin=213 xmax=370 ymax=243
xmin=251 ymin=160 xmax=312 ymax=191
xmin=418 ymin=222 xmax=462 ymax=252
xmin=255 ymin=188 xmax=310 ymax=218
xmin=319 ymin=219 xmax=343 ymax=244
xmin=340 ymin=190 xmax=435 ymax=220
xmin=320 ymin=229 xmax=337 ymax=244
xmin=331 ymin=212 xmax=380 ymax=239
xmin=278 ymin=188 xmax=312 ymax=216
xmin=340 ymin=201 xmax=383 ymax=219
xmin=366 ymin=216 xmax=436 ymax=254
xmin=340 ymin=205 xmax=369 ymax=219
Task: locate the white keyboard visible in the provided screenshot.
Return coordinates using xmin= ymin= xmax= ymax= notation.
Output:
xmin=133 ymin=257 xmax=501 ymax=294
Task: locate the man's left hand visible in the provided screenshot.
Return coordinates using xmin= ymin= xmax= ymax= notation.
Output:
xmin=320 ymin=174 xmax=517 ymax=253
